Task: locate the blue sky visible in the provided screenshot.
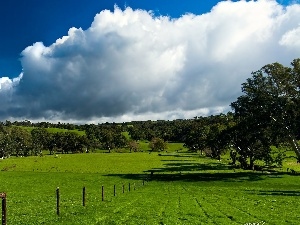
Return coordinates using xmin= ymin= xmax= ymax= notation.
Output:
xmin=0 ymin=0 xmax=299 ymax=123
xmin=0 ymin=0 xmax=223 ymax=77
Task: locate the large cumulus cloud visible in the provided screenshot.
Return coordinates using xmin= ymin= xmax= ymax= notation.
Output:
xmin=1 ymin=0 xmax=300 ymax=123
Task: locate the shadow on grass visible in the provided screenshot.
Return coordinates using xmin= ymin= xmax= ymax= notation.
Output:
xmin=160 ymin=159 xmax=195 ymax=162
xmin=146 ymin=162 xmax=231 ymax=173
xmin=104 ymin=153 xmax=293 ymax=182
xmin=104 ymin=160 xmax=287 ymax=182
xmin=104 ymin=171 xmax=271 ymax=182
xmin=248 ymin=190 xmax=300 ymax=197
xmin=157 ymin=153 xmax=199 ymax=158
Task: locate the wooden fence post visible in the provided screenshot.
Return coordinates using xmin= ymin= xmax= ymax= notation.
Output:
xmin=102 ymin=186 xmax=104 ymax=201
xmin=56 ymin=188 xmax=60 ymax=216
xmin=122 ymin=184 xmax=125 ymax=193
xmin=114 ymin=185 xmax=116 ymax=197
xmin=83 ymin=187 xmax=86 ymax=206
xmin=128 ymin=183 xmax=130 ymax=192
xmin=0 ymin=193 xmax=6 ymax=225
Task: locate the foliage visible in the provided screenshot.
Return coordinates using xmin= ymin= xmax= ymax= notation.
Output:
xmin=128 ymin=140 xmax=140 ymax=152
xmin=84 ymin=124 xmax=127 ymax=152
xmin=31 ymin=128 xmax=50 ymax=155
xmin=148 ymin=137 xmax=167 ymax=152
xmin=230 ymin=58 xmax=300 ymax=168
xmin=4 ymin=126 xmax=32 ymax=157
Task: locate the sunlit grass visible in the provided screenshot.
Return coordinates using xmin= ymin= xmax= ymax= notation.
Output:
xmin=16 ymin=126 xmax=85 ymax=135
xmin=0 ymin=151 xmax=300 ymax=224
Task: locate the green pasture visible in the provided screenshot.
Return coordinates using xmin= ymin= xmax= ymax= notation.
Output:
xmin=133 ymin=141 xmax=187 ymax=152
xmin=0 ymin=152 xmax=300 ymax=224
xmin=17 ymin=126 xmax=85 ymax=135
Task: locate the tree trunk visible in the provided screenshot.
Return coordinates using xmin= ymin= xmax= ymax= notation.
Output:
xmin=230 ymin=150 xmax=237 ymax=165
xmin=238 ymin=155 xmax=248 ymax=169
xmin=272 ymin=116 xmax=300 ymax=162
xmin=249 ymin=156 xmax=255 ymax=170
xmin=288 ymin=135 xmax=300 ymax=162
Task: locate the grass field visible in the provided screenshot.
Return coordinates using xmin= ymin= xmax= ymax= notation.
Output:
xmin=0 ymin=150 xmax=300 ymax=224
xmin=17 ymin=126 xmax=86 ymax=135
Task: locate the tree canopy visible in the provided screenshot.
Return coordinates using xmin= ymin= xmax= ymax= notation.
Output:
xmin=230 ymin=58 xmax=300 ymax=168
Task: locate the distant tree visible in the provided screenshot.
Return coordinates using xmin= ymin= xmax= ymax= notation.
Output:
xmin=46 ymin=133 xmax=56 ymax=155
xmin=101 ymin=130 xmax=115 ymax=152
xmin=149 ymin=137 xmax=167 ymax=152
xmin=0 ymin=128 xmax=12 ymax=158
xmin=31 ymin=128 xmax=50 ymax=155
xmin=10 ymin=126 xmax=32 ymax=156
xmin=184 ymin=122 xmax=209 ymax=153
xmin=128 ymin=126 xmax=146 ymax=141
xmin=113 ymin=133 xmax=127 ymax=149
xmin=85 ymin=136 xmax=101 ymax=152
xmin=63 ymin=132 xmax=80 ymax=153
xmin=4 ymin=120 xmax=11 ymax=127
xmin=128 ymin=140 xmax=140 ymax=152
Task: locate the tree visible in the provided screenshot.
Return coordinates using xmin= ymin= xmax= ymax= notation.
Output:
xmin=128 ymin=140 xmax=140 ymax=152
xmin=0 ymin=127 xmax=12 ymax=158
xmin=46 ymin=133 xmax=56 ymax=155
xmin=149 ymin=137 xmax=167 ymax=152
xmin=63 ymin=132 xmax=81 ymax=153
xmin=101 ymin=130 xmax=115 ymax=152
xmin=184 ymin=120 xmax=210 ymax=153
xmin=231 ymin=58 xmax=300 ymax=165
xmin=31 ymin=128 xmax=50 ymax=155
xmin=9 ymin=126 xmax=32 ymax=156
xmin=128 ymin=126 xmax=146 ymax=141
xmin=205 ymin=122 xmax=228 ymax=159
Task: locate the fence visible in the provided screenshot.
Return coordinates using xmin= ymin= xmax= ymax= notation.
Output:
xmin=0 ymin=193 xmax=6 ymax=225
xmin=0 ymin=179 xmax=148 ymax=224
xmin=54 ymin=180 xmax=147 ymax=217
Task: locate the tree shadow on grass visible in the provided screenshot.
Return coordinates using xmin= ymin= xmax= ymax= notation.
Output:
xmin=147 ymin=162 xmax=231 ymax=173
xmin=157 ymin=153 xmax=199 ymax=158
xmin=105 ymin=152 xmax=298 ymax=182
xmin=104 ymin=171 xmax=271 ymax=182
xmin=104 ymin=160 xmax=287 ymax=182
xmin=160 ymin=159 xmax=195 ymax=162
xmin=247 ymin=190 xmax=300 ymax=197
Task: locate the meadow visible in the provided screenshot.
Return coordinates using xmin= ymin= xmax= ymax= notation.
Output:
xmin=0 ymin=149 xmax=300 ymax=224
xmin=17 ymin=126 xmax=86 ymax=136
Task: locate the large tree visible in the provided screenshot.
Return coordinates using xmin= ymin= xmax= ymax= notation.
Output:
xmin=231 ymin=58 xmax=300 ymax=165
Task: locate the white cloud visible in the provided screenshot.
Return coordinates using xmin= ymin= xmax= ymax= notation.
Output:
xmin=280 ymin=26 xmax=300 ymax=48
xmin=0 ymin=73 xmax=22 ymax=91
xmin=0 ymin=77 xmax=13 ymax=91
xmin=0 ymin=1 xmax=300 ymax=122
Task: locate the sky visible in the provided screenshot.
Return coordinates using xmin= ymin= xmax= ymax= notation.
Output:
xmin=0 ymin=0 xmax=300 ymax=123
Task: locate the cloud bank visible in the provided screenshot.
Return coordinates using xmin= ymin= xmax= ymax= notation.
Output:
xmin=1 ymin=0 xmax=300 ymax=123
